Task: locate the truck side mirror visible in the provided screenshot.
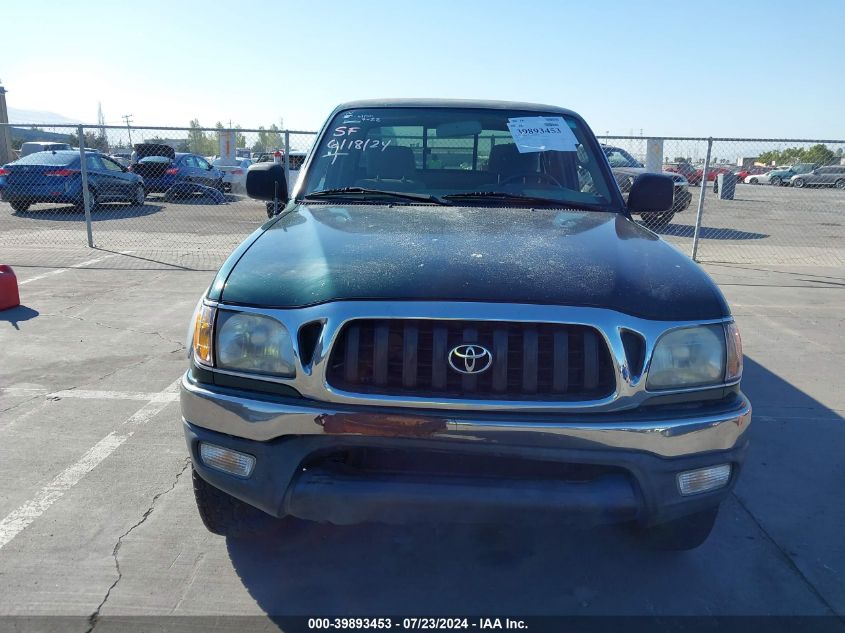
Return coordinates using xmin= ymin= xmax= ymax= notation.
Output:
xmin=627 ymin=173 xmax=674 ymax=213
xmin=246 ymin=162 xmax=288 ymax=203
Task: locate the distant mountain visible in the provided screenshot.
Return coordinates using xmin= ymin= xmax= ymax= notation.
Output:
xmin=10 ymin=127 xmax=74 ymax=144
xmin=7 ymin=107 xmax=81 ymax=125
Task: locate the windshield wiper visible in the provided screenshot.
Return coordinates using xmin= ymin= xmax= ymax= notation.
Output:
xmin=442 ymin=191 xmax=607 ymax=212
xmin=303 ymin=187 xmax=449 ymax=205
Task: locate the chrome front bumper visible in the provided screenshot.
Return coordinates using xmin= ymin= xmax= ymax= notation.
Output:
xmin=180 ymin=372 xmax=751 ymax=459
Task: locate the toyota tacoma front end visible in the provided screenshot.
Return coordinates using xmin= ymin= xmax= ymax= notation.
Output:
xmin=181 ymin=99 xmax=750 ymax=550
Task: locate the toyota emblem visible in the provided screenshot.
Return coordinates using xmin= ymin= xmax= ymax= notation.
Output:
xmin=448 ymin=344 xmax=493 ymax=375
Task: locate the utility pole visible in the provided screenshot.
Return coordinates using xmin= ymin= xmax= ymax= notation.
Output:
xmin=97 ymin=102 xmax=107 ymax=147
xmin=0 ymin=81 xmax=13 ymax=165
xmin=122 ymin=114 xmax=133 ymax=146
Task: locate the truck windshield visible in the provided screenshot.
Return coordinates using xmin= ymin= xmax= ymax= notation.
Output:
xmin=300 ymin=107 xmax=616 ymax=209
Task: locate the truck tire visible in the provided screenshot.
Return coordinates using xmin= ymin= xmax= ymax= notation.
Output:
xmin=637 ymin=506 xmax=719 ymax=551
xmin=10 ymin=201 xmax=30 ymax=213
xmin=192 ymin=467 xmax=281 ymax=538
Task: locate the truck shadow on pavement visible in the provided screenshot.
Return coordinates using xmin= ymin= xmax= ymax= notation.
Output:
xmin=224 ymin=356 xmax=843 ymax=617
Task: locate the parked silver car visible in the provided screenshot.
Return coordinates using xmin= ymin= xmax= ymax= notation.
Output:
xmin=790 ymin=165 xmax=845 ymax=189
xmin=213 ymin=158 xmax=253 ymax=193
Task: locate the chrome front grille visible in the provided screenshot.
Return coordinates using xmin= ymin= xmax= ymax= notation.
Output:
xmin=326 ymin=319 xmax=615 ymax=401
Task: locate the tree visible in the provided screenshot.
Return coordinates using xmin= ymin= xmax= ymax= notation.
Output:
xmin=186 ymin=119 xmax=216 ymax=155
xmin=252 ymin=124 xmax=283 ymax=154
xmin=757 ymin=150 xmax=781 ymax=165
xmin=187 ymin=119 xmax=208 ymax=155
xmin=68 ymin=130 xmax=109 ymax=152
xmin=269 ymin=124 xmax=283 ymax=148
xmin=252 ymin=126 xmax=267 ymax=153
xmin=803 ymin=144 xmax=835 ymax=166
xmin=757 ymin=144 xmax=836 ymax=167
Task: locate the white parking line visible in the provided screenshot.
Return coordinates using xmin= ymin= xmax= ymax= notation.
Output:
xmin=0 ymin=377 xmax=182 ymax=550
xmin=15 ymin=268 xmax=68 ymax=285
xmin=50 ymin=389 xmax=180 ymax=402
xmin=1 ymin=388 xmax=179 ymax=402
xmin=17 ymin=251 xmax=133 ymax=285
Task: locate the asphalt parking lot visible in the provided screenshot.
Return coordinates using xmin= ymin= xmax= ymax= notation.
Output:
xmin=670 ymin=183 xmax=845 ymax=266
xmin=0 ymin=182 xmax=843 ymax=269
xmin=0 ymin=189 xmax=843 ymax=627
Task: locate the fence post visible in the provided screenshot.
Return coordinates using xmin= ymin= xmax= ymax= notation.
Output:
xmin=691 ymin=137 xmax=713 ymax=261
xmin=283 ymin=130 xmax=291 ymax=195
xmin=77 ymin=125 xmax=94 ymax=248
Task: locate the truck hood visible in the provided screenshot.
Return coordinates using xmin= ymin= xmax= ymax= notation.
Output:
xmin=216 ymin=204 xmax=729 ymax=320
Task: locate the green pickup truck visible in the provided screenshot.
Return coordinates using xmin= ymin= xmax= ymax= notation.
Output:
xmin=181 ymin=99 xmax=750 ymax=551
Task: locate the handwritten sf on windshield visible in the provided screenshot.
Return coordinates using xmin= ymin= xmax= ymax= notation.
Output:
xmin=322 ymin=126 xmax=393 ymax=165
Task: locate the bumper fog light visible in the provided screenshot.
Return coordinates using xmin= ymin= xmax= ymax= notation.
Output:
xmin=677 ymin=464 xmax=731 ymax=496
xmin=199 ymin=443 xmax=256 ymax=478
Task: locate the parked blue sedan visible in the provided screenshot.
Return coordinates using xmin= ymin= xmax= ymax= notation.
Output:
xmin=0 ymin=150 xmax=146 ymax=213
xmin=129 ymin=144 xmax=225 ymax=196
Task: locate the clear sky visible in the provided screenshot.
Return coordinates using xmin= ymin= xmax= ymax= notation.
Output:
xmin=2 ymin=0 xmax=843 ymax=137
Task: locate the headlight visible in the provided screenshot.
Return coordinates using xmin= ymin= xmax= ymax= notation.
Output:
xmin=191 ymin=304 xmax=215 ymax=367
xmin=187 ymin=293 xmax=207 ymax=359
xmin=724 ymin=321 xmax=743 ymax=382
xmin=646 ymin=324 xmax=726 ymax=390
xmin=215 ymin=310 xmax=295 ymax=377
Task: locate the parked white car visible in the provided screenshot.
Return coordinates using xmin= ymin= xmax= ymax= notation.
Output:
xmin=213 ymin=158 xmax=253 ymax=193
xmin=744 ymin=171 xmax=775 ymax=185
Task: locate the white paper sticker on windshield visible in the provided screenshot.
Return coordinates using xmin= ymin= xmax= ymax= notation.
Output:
xmin=506 ymin=116 xmax=579 ymax=153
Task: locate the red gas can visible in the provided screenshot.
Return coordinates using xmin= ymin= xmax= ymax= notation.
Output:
xmin=0 ymin=265 xmax=21 ymax=311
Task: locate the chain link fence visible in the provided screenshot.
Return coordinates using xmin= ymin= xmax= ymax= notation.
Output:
xmin=0 ymin=123 xmax=317 ymax=269
xmin=1 ymin=124 xmax=843 ymax=270
xmin=598 ymin=135 xmax=845 ymax=266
